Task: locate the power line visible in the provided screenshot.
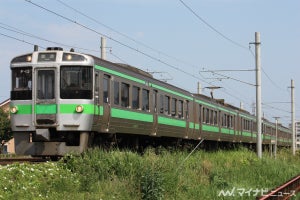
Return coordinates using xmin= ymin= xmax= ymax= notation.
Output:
xmin=0 ymin=32 xmax=45 ymax=49
xmin=55 ymin=0 xmax=203 ymax=72
xmin=0 ymin=22 xmax=99 ymax=53
xmin=178 ymin=0 xmax=248 ymax=50
xmin=24 ymin=0 xmax=210 ymax=83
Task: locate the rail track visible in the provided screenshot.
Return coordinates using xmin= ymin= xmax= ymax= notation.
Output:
xmin=0 ymin=157 xmax=50 ymax=165
xmin=257 ymin=174 xmax=300 ymax=200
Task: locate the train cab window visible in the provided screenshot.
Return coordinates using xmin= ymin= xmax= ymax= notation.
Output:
xmin=121 ymin=83 xmax=129 ymax=107
xmin=114 ymin=81 xmax=119 ymax=105
xmin=178 ymin=100 xmax=183 ymax=118
xmin=60 ymin=66 xmax=92 ymax=99
xmin=132 ymin=86 xmax=140 ymax=109
xmin=164 ymin=95 xmax=170 ymax=115
xmin=171 ymin=98 xmax=177 ymax=117
xmin=142 ymin=89 xmax=149 ymax=111
xmin=11 ymin=67 xmax=32 ymax=100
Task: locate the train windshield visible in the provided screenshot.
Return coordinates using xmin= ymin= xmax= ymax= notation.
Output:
xmin=11 ymin=67 xmax=32 ymax=100
xmin=60 ymin=66 xmax=93 ymax=99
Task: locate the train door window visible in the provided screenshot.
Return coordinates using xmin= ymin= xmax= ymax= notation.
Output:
xmin=132 ymin=86 xmax=140 ymax=109
xmin=171 ymin=98 xmax=177 ymax=117
xmin=164 ymin=95 xmax=170 ymax=115
xmin=142 ymin=89 xmax=149 ymax=111
xmin=153 ymin=90 xmax=157 ymax=112
xmin=103 ymin=75 xmax=110 ymax=103
xmin=178 ymin=100 xmax=183 ymax=118
xmin=94 ymin=73 xmax=99 ymax=104
xmin=114 ymin=81 xmax=119 ymax=105
xmin=121 ymin=83 xmax=129 ymax=107
xmin=37 ymin=70 xmax=55 ymax=100
xmin=186 ymin=101 xmax=189 ymax=119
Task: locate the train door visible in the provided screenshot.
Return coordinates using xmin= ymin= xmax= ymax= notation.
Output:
xmin=93 ymin=72 xmax=100 ymax=125
xmin=33 ymin=68 xmax=57 ymax=139
xmin=102 ymin=74 xmax=111 ymax=131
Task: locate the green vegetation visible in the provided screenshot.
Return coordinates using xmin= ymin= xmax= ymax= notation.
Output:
xmin=0 ymin=148 xmax=299 ymax=199
xmin=0 ymin=108 xmax=11 ymax=142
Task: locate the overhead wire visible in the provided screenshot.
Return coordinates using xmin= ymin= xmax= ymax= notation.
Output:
xmin=178 ymin=0 xmax=248 ymax=50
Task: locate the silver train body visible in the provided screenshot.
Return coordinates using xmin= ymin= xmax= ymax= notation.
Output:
xmin=10 ymin=47 xmax=292 ymax=156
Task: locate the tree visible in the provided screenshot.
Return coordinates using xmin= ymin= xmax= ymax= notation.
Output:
xmin=0 ymin=108 xmax=11 ymax=142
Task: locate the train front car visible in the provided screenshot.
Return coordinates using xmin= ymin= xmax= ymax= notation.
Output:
xmin=10 ymin=47 xmax=94 ymax=156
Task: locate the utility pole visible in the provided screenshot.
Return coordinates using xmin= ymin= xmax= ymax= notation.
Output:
xmin=254 ymin=32 xmax=262 ymax=158
xmin=101 ymin=37 xmax=106 ymax=60
xmin=291 ymin=79 xmax=296 ymax=155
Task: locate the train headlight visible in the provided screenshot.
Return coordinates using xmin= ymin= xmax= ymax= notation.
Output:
xmin=26 ymin=55 xmax=32 ymax=62
xmin=75 ymin=105 xmax=84 ymax=113
xmin=10 ymin=106 xmax=18 ymax=114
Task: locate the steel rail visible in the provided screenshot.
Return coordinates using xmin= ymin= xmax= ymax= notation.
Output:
xmin=257 ymin=174 xmax=300 ymax=200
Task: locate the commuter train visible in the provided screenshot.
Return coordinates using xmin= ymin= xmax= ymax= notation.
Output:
xmin=9 ymin=47 xmax=292 ymax=156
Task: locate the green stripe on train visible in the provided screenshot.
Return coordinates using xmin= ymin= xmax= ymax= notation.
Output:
xmin=11 ymin=104 xmax=101 ymax=115
xmin=111 ymin=108 xmax=153 ymax=122
xmin=158 ymin=116 xmax=186 ymax=127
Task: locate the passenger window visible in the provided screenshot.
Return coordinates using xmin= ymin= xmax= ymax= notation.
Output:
xmin=132 ymin=86 xmax=140 ymax=109
xmin=178 ymin=100 xmax=183 ymax=118
xmin=159 ymin=95 xmax=164 ymax=113
xmin=121 ymin=83 xmax=129 ymax=107
xmin=186 ymin=101 xmax=189 ymax=119
xmin=142 ymin=89 xmax=149 ymax=111
xmin=164 ymin=95 xmax=170 ymax=115
xmin=114 ymin=81 xmax=119 ymax=105
xmin=171 ymin=98 xmax=176 ymax=117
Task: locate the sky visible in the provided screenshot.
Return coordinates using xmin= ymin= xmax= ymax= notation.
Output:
xmin=0 ymin=0 xmax=299 ymax=126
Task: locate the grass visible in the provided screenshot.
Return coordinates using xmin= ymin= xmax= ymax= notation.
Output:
xmin=0 ymin=147 xmax=299 ymax=199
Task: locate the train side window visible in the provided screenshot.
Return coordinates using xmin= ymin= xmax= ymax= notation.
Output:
xmin=178 ymin=100 xmax=183 ymax=118
xmin=186 ymin=101 xmax=189 ymax=119
xmin=202 ymin=107 xmax=206 ymax=123
xmin=214 ymin=111 xmax=218 ymax=125
xmin=164 ymin=95 xmax=170 ymax=115
xmin=121 ymin=83 xmax=129 ymax=107
xmin=199 ymin=105 xmax=202 ymax=122
xmin=132 ymin=86 xmax=140 ymax=109
xmin=153 ymin=90 xmax=157 ymax=112
xmin=114 ymin=81 xmax=119 ymax=105
xmin=103 ymin=75 xmax=110 ymax=103
xmin=210 ymin=110 xmax=214 ymax=124
xmin=171 ymin=98 xmax=177 ymax=117
xmin=142 ymin=89 xmax=150 ymax=111
xmin=206 ymin=108 xmax=210 ymax=124
xmin=159 ymin=94 xmax=164 ymax=113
